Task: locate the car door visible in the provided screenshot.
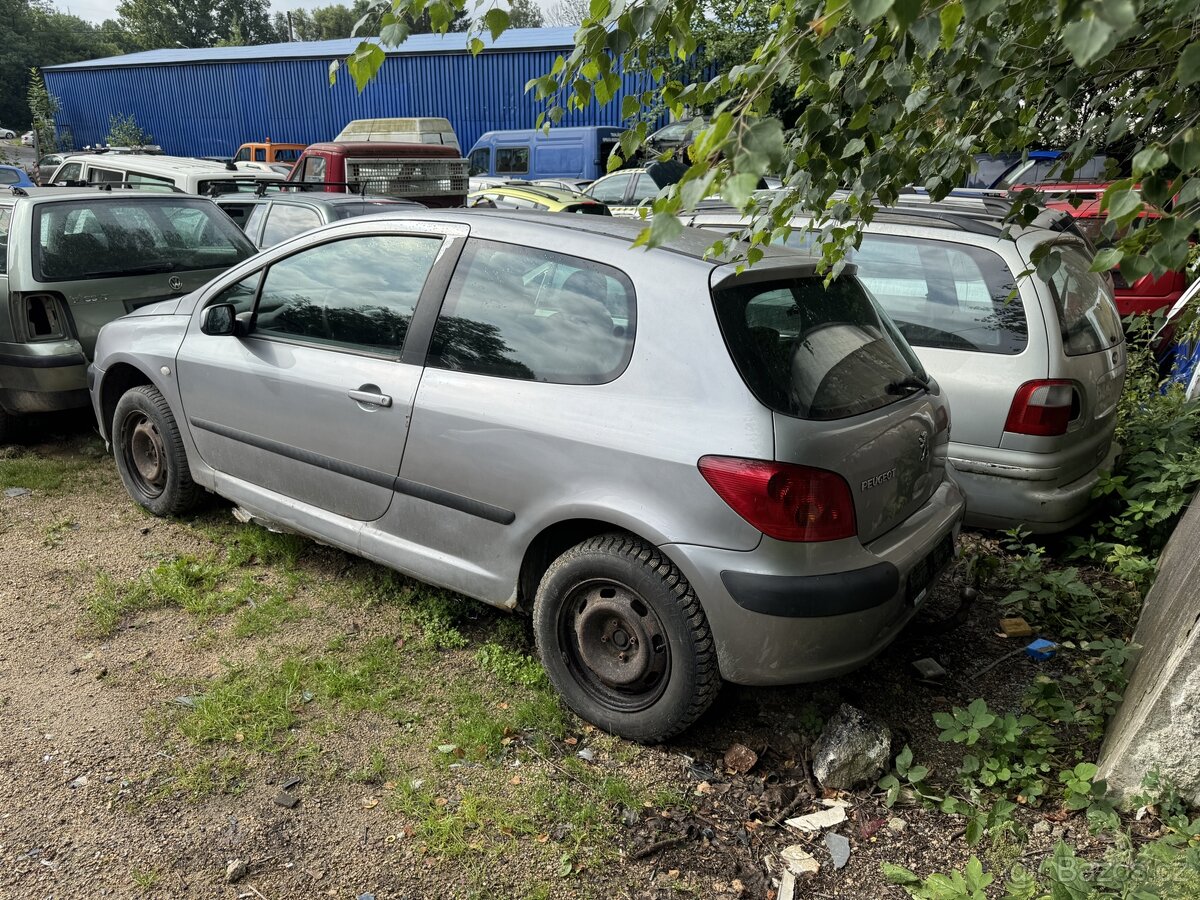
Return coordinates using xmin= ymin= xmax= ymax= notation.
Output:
xmin=175 ymin=221 xmax=464 ymax=522
xmin=586 ymin=172 xmax=632 ymax=215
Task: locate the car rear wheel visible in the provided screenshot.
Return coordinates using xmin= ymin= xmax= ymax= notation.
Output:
xmin=113 ymin=385 xmax=200 ymax=517
xmin=533 ymin=533 xmax=720 ymax=742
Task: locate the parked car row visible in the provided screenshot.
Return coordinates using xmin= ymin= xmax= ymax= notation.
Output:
xmin=0 ymin=128 xmax=1140 ymax=743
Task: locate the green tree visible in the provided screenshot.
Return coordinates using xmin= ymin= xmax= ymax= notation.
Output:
xmin=26 ymin=67 xmax=57 ymax=153
xmin=340 ymin=0 xmax=1200 ymax=285
xmin=105 ymin=112 xmax=152 ymax=149
xmin=118 ymin=0 xmax=275 ymax=49
xmin=506 ymin=0 xmax=544 ymax=28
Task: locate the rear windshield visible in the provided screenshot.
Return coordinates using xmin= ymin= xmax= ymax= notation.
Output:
xmin=712 ymin=274 xmax=926 ymax=420
xmin=330 ymin=200 xmax=415 ymax=220
xmin=566 ymin=204 xmax=611 ymax=216
xmin=1047 ymin=245 xmax=1123 ymax=356
xmin=783 ymin=232 xmax=1027 ymax=355
xmin=35 ymin=198 xmax=255 ymax=282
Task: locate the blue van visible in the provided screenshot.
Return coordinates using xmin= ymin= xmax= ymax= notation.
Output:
xmin=467 ymin=126 xmax=621 ymax=182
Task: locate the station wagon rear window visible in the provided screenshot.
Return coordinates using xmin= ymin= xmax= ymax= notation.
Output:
xmin=33 ymin=199 xmax=255 ymax=282
xmin=780 ymin=232 xmax=1028 ymax=355
xmin=712 ymin=274 xmax=925 ymax=421
xmin=1047 ymin=246 xmax=1123 ymax=357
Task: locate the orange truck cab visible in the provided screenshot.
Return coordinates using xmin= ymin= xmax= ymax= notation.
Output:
xmin=288 ymin=142 xmax=468 ymax=207
xmin=234 ymin=140 xmax=306 ymax=165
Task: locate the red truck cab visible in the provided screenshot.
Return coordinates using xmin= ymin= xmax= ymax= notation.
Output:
xmin=1027 ymin=182 xmax=1188 ymax=318
xmin=288 ymin=142 xmax=468 ymax=207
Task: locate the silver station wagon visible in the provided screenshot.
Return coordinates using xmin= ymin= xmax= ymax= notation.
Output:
xmin=90 ymin=212 xmax=964 ymax=741
xmin=0 ymin=188 xmax=256 ymax=442
xmin=689 ymin=199 xmax=1126 ymax=533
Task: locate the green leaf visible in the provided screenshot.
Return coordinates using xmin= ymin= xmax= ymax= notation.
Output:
xmin=482 ymin=7 xmax=509 ymax=42
xmin=965 ymin=817 xmax=984 ymax=846
xmin=881 ymin=862 xmax=922 ymax=886
xmin=722 ymin=173 xmax=761 ymax=208
xmin=896 ymin=744 xmax=914 ymax=773
xmin=1061 ymin=16 xmax=1116 ymax=67
xmin=621 ymin=95 xmax=641 ymax=120
xmin=1178 ymin=42 xmax=1200 ymax=86
xmin=1090 ymin=247 xmax=1122 ymax=272
xmin=1132 ymin=146 xmax=1168 ymax=177
xmin=906 ymin=764 xmax=929 ymax=783
xmin=1094 ymin=0 xmax=1135 ymax=29
xmin=1105 ymin=187 xmax=1142 ymax=221
xmin=347 ymin=43 xmax=386 ymax=93
xmin=850 ymin=0 xmax=893 ymax=21
xmin=939 ymin=2 xmax=963 ymax=48
xmin=467 ymin=37 xmax=485 ymax=55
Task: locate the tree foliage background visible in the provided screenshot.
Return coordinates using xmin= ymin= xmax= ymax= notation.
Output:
xmin=341 ymin=0 xmax=1200 ymax=284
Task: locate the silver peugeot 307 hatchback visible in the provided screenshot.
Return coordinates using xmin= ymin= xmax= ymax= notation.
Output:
xmin=89 ymin=212 xmax=964 ymax=741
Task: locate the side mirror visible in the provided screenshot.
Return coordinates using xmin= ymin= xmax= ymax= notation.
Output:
xmin=201 ymin=303 xmax=239 ymax=336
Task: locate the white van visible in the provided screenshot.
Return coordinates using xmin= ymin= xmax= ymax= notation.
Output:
xmin=48 ymin=154 xmax=286 ymax=196
xmin=334 ymin=118 xmax=460 ymax=150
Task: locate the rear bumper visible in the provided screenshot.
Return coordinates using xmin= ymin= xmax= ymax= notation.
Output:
xmin=950 ymin=441 xmax=1120 ymax=534
xmin=0 ymin=341 xmax=89 ymax=415
xmin=662 ymin=477 xmax=964 ymax=686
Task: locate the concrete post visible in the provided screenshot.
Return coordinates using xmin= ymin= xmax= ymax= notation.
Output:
xmin=1098 ymin=497 xmax=1200 ymax=806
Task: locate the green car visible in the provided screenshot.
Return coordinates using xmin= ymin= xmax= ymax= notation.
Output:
xmin=0 ymin=187 xmax=256 ymax=441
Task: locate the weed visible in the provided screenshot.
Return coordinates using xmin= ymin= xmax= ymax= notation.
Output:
xmin=42 ymin=518 xmax=77 ymax=547
xmin=152 ymin=754 xmax=249 ymax=801
xmin=392 ymin=779 xmax=537 ymax=858
xmin=129 ymin=868 xmax=159 ymax=890
xmin=85 ymin=572 xmax=159 ymax=637
xmin=475 ymin=642 xmax=547 ymax=687
xmin=348 ymin=746 xmax=390 ymax=784
xmin=308 ymin=636 xmax=411 ymax=717
xmin=223 ymin=523 xmax=310 ymax=569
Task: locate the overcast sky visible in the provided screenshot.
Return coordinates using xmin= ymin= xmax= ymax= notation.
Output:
xmin=54 ymin=0 xmax=561 ymax=26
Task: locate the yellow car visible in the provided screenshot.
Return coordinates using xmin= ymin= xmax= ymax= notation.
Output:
xmin=468 ymin=183 xmax=611 ymax=215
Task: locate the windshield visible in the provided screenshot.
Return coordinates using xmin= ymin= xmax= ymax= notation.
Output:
xmin=34 ymin=198 xmax=256 ymax=282
xmin=712 ymin=273 xmax=925 ymax=420
xmin=0 ymin=169 xmax=20 ymax=185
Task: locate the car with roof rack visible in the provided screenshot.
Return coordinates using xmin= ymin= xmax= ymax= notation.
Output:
xmin=0 ymin=186 xmax=256 ymax=442
xmin=468 ymin=183 xmax=610 ymax=215
xmin=687 ymin=196 xmax=1126 ymax=534
xmin=214 ymin=188 xmax=425 ymax=248
xmin=46 ymin=153 xmax=285 ymax=196
xmin=89 ymin=209 xmax=963 ymax=741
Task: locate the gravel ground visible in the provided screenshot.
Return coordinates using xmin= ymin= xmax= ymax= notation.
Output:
xmin=0 ymin=414 xmax=1107 ymax=899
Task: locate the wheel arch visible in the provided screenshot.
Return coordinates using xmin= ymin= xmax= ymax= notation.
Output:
xmin=517 ymin=517 xmax=680 ymax=610
xmin=98 ymin=362 xmax=155 ymax=437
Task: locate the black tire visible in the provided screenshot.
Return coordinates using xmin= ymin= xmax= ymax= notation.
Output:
xmin=533 ymin=533 xmax=721 ymax=742
xmin=112 ymin=385 xmax=200 ymax=517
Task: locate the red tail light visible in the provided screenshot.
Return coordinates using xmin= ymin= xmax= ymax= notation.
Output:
xmin=1004 ymin=380 xmax=1074 ymax=436
xmin=698 ymin=456 xmax=857 ymax=542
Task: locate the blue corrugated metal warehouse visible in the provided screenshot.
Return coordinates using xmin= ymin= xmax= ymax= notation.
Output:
xmin=43 ymin=28 xmax=658 ymax=158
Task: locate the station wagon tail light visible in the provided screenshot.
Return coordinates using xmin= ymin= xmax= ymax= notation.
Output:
xmin=698 ymin=456 xmax=856 ymax=542
xmin=15 ymin=293 xmax=67 ymax=341
xmin=1004 ymin=380 xmax=1074 ymax=436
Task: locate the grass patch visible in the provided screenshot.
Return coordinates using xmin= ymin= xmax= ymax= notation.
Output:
xmin=129 ymin=868 xmax=159 ymax=890
xmin=214 ymin=521 xmax=311 ymax=569
xmin=233 ymin=583 xmax=310 ymax=638
xmin=150 ymin=753 xmax=250 ymax=802
xmin=179 ymin=654 xmax=307 ymax=751
xmin=42 ymin=518 xmax=77 ymax=547
xmin=392 ymin=780 xmax=539 ymax=858
xmin=307 ymin=635 xmax=412 ymax=717
xmin=0 ymin=452 xmax=93 ymax=492
xmin=439 ymin=676 xmax=567 ymax=762
xmin=348 ymin=746 xmax=391 ymax=784
xmin=83 ymin=554 xmax=303 ymax=636
xmin=475 ymin=642 xmax=547 ymax=688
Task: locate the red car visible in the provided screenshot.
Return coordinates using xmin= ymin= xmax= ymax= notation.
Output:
xmin=1025 ymin=182 xmax=1186 ymax=317
xmin=288 ymin=142 xmax=469 ymax=208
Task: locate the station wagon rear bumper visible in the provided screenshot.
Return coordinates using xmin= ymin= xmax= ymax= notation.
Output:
xmin=0 ymin=341 xmax=89 ymax=414
xmin=661 ymin=478 xmax=964 ymax=686
xmin=950 ymin=441 xmax=1120 ymax=534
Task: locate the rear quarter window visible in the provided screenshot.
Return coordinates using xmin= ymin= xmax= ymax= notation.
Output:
xmin=1047 ymin=245 xmax=1123 ymax=356
xmin=712 ymin=274 xmax=925 ymax=421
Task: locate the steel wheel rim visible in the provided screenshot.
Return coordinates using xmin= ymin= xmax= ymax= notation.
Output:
xmin=122 ymin=412 xmax=167 ymax=498
xmin=558 ymin=578 xmax=671 ymax=713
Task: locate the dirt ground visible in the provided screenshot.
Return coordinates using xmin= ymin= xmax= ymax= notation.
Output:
xmin=0 ymin=413 xmax=1105 ymax=900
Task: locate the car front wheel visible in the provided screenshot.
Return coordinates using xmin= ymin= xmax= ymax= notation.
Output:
xmin=533 ymin=533 xmax=721 ymax=742
xmin=112 ymin=385 xmax=200 ymax=517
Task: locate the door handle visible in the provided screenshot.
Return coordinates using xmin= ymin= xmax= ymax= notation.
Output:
xmin=348 ymin=389 xmax=392 ymax=408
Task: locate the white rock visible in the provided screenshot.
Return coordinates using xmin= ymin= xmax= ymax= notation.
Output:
xmin=785 ymin=806 xmax=847 ymax=833
xmin=780 ymin=844 xmax=820 ymax=876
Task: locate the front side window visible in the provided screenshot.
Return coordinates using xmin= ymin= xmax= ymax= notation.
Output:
xmin=127 ymin=171 xmax=176 ymax=190
xmin=255 ymin=149 xmax=266 ymax=161
xmin=34 ymin=199 xmax=256 ymax=281
xmin=260 ymin=204 xmax=323 ymax=248
xmin=300 ymin=155 xmax=326 ymax=183
xmin=234 ymin=148 xmax=250 ymax=162
xmin=55 ymin=162 xmax=82 ymax=183
xmin=429 ymin=240 xmax=636 ymax=385
xmin=0 ymin=207 xmax=11 ymax=275
xmin=1048 ymin=245 xmax=1123 ymax=356
xmin=587 ymin=173 xmax=631 ymax=204
xmin=496 ymin=147 xmax=529 ymax=175
xmin=469 ymin=147 xmax=490 ymax=175
xmin=844 ymin=235 xmax=1028 ymax=355
xmin=713 ymin=274 xmax=924 ymax=421
xmin=253 ymin=234 xmax=441 ymax=354
xmin=211 ymin=273 xmax=261 ymax=315
xmin=630 ymin=173 xmax=659 ymax=205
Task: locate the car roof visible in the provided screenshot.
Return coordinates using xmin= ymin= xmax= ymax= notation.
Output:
xmin=55 ymin=153 xmax=281 ymax=177
xmin=371 ymin=208 xmax=811 ymax=265
xmin=215 ymin=192 xmax=411 ymax=207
